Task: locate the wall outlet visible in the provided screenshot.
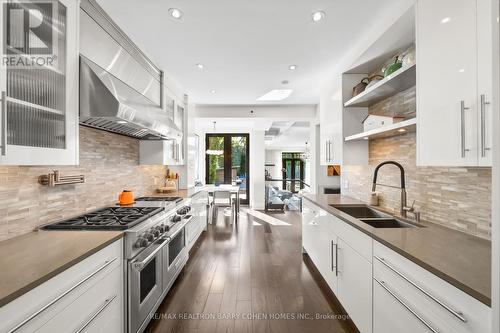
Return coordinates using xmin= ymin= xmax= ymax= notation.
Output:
xmin=343 ymin=179 xmax=349 ymax=189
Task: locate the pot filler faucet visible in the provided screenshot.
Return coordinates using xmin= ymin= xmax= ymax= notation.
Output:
xmin=372 ymin=161 xmax=420 ymax=221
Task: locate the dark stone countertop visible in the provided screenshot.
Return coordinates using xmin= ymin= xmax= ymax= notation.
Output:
xmin=301 ymin=193 xmax=491 ymax=306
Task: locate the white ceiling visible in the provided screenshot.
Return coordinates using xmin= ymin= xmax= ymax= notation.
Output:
xmin=193 ymin=118 xmax=310 ymax=149
xmin=265 ymin=121 xmax=311 ymax=150
xmin=97 ymin=0 xmax=408 ymax=105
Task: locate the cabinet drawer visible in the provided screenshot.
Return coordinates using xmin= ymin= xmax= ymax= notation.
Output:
xmin=36 ymin=266 xmax=123 ymax=333
xmin=373 ymin=241 xmax=490 ymax=333
xmin=1 ymin=239 xmax=123 ymax=333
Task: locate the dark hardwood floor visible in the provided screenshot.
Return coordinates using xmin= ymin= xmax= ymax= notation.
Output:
xmin=146 ymin=208 xmax=357 ymax=333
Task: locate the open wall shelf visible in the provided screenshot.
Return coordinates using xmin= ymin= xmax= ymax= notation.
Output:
xmin=344 ymin=118 xmax=416 ymax=142
xmin=344 ymin=64 xmax=416 ymax=108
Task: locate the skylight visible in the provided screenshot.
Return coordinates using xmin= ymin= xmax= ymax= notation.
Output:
xmin=256 ymin=89 xmax=293 ymax=101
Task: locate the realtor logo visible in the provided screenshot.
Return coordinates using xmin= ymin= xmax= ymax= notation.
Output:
xmin=3 ymin=0 xmax=59 ymax=68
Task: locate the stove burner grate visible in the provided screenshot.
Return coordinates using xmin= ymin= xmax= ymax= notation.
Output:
xmin=43 ymin=206 xmax=165 ymax=230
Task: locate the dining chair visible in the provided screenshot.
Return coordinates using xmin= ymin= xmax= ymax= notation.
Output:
xmin=211 ymin=190 xmax=233 ymax=224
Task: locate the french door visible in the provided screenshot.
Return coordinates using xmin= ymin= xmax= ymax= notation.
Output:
xmin=205 ymin=133 xmax=249 ymax=204
xmin=282 ymin=153 xmax=304 ymax=193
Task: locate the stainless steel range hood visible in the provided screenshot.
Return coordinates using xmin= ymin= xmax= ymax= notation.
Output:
xmin=80 ymin=57 xmax=182 ymax=140
xmin=79 ymin=0 xmax=181 ymax=140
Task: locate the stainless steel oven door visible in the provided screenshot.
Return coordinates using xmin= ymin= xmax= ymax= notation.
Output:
xmin=163 ymin=226 xmax=188 ymax=292
xmin=128 ymin=238 xmax=167 ymax=333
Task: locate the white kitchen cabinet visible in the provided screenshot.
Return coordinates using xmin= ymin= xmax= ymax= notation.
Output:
xmin=0 ymin=239 xmax=124 ymax=333
xmin=319 ymin=83 xmax=343 ymax=166
xmin=36 ymin=266 xmax=123 ymax=333
xmin=337 ymin=238 xmax=373 ymax=333
xmin=416 ymin=0 xmax=495 ymax=166
xmin=140 ymin=139 xmax=178 ymax=165
xmin=186 ymin=191 xmax=208 ymax=251
xmin=373 ymin=276 xmax=433 ymax=333
xmin=0 ymin=0 xmax=79 ymax=165
xmin=476 ymin=0 xmax=496 ymax=166
xmin=302 ymin=197 xmax=490 ymax=333
xmin=373 ymin=241 xmax=491 ymax=333
xmin=301 ymin=200 xmax=338 ymax=293
xmin=301 ymin=200 xmax=372 ymax=332
xmin=140 ymin=88 xmax=187 ymax=166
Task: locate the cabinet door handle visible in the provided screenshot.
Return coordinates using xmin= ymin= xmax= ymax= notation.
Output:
xmin=374 ymin=277 xmax=439 ymax=333
xmin=460 ymin=101 xmax=470 ymax=158
xmin=325 ymin=140 xmax=328 ymax=162
xmin=480 ymin=94 xmax=490 ymax=157
xmin=329 ymin=139 xmax=333 ymax=162
xmin=324 ymin=139 xmax=327 ymax=162
xmin=331 ymin=241 xmax=338 ymax=275
xmin=1 ymin=91 xmax=6 ymax=156
xmin=331 ymin=241 xmax=334 ymax=271
xmin=374 ymin=256 xmax=466 ymax=322
xmin=8 ymin=258 xmax=118 ymax=332
xmin=76 ymin=294 xmax=117 ymax=333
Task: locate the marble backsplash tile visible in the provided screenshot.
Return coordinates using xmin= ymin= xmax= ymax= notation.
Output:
xmin=0 ymin=126 xmax=167 ymax=241
xmin=342 ymin=87 xmax=491 ymax=239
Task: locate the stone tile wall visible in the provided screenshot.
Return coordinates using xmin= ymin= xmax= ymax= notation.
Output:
xmin=0 ymin=126 xmax=167 ymax=241
xmin=342 ymin=87 xmax=492 ymax=239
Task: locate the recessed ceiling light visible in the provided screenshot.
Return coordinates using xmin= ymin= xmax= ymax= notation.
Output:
xmin=169 ymin=8 xmax=182 ymax=19
xmin=441 ymin=17 xmax=451 ymax=24
xmin=363 ymin=137 xmax=369 ymax=140
xmin=288 ymin=65 xmax=298 ymax=70
xmin=257 ymin=89 xmax=293 ymax=101
xmin=196 ymin=63 xmax=204 ymax=69
xmin=312 ymin=11 xmax=326 ymax=22
xmin=397 ymin=128 xmax=406 ymax=133
xmin=210 ymin=89 xmax=216 ymax=94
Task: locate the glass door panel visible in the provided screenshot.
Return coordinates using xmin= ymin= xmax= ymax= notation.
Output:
xmin=282 ymin=153 xmax=304 ymax=193
xmin=206 ymin=134 xmax=249 ymax=204
xmin=231 ymin=136 xmax=247 ymax=202
xmin=283 ymin=160 xmax=292 ymax=191
xmin=5 ymin=0 xmax=67 ymax=149
xmin=206 ymin=135 xmax=224 ymax=184
xmin=294 ymin=160 xmax=304 ymax=190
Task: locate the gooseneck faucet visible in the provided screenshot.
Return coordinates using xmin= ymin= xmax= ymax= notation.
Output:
xmin=372 ymin=161 xmax=407 ymax=218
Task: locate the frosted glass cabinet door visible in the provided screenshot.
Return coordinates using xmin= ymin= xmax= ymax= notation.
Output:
xmin=416 ymin=0 xmax=478 ymax=166
xmin=0 ymin=0 xmax=79 ymax=165
xmin=174 ymin=102 xmax=185 ymax=165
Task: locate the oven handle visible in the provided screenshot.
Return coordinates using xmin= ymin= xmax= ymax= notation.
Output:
xmin=169 ymin=223 xmax=187 ymax=239
xmin=132 ymin=237 xmax=170 ymax=271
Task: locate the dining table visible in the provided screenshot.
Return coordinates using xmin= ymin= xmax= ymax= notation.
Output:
xmin=204 ymin=184 xmax=241 ymax=220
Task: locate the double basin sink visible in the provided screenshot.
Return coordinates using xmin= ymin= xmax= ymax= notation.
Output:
xmin=330 ymin=205 xmax=421 ymax=229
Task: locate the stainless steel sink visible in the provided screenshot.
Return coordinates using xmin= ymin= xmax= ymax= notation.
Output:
xmin=331 ymin=205 xmax=420 ymax=229
xmin=331 ymin=205 xmax=391 ymax=218
xmin=359 ymin=218 xmax=417 ymax=228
